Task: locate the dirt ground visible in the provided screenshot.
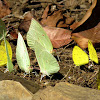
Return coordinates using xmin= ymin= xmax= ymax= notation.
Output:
xmin=1 ymin=0 xmax=100 ymax=90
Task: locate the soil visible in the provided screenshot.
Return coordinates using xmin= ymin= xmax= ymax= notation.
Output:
xmin=1 ymin=0 xmax=100 ymax=92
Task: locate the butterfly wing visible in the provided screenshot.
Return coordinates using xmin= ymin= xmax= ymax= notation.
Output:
xmin=72 ymin=46 xmax=89 ymax=66
xmin=88 ymin=40 xmax=98 ymax=64
xmin=27 ymin=18 xmax=53 ymax=53
xmin=16 ymin=33 xmax=31 ymax=73
xmin=0 ymin=40 xmax=12 ymax=66
xmin=35 ymin=42 xmax=60 ymax=76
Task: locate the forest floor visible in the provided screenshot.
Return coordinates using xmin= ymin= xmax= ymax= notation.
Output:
xmin=1 ymin=0 xmax=100 ymax=91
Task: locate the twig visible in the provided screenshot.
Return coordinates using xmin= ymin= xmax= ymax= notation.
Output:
xmin=62 ymin=65 xmax=72 ymax=80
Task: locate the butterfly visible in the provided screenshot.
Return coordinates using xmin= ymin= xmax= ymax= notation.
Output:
xmin=27 ymin=18 xmax=53 ymax=53
xmin=0 ymin=40 xmax=12 ymax=66
xmin=72 ymin=40 xmax=98 ymax=66
xmin=16 ymin=33 xmax=32 ymax=74
xmin=27 ymin=19 xmax=60 ymax=77
xmin=88 ymin=40 xmax=98 ymax=64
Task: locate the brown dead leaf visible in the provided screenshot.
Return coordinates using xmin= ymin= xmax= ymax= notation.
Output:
xmin=70 ymin=0 xmax=97 ymax=30
xmin=72 ymin=22 xmax=100 ymax=49
xmin=8 ymin=27 xmax=18 ymax=40
xmin=18 ymin=11 xmax=33 ymax=32
xmin=41 ymin=4 xmax=72 ymax=28
xmin=41 ymin=10 xmax=67 ymax=27
xmin=43 ymin=26 xmax=72 ymax=48
xmin=41 ymin=5 xmax=50 ymax=19
xmin=72 ymin=34 xmax=89 ymax=49
xmin=0 ymin=0 xmax=11 ymax=18
xmin=18 ymin=11 xmax=72 ymax=48
xmin=65 ymin=17 xmax=74 ymax=25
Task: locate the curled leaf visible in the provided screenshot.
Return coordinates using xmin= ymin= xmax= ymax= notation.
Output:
xmin=70 ymin=0 xmax=97 ymax=30
xmin=72 ymin=22 xmax=100 ymax=49
xmin=72 ymin=34 xmax=89 ymax=49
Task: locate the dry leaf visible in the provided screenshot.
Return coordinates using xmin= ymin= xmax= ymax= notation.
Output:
xmin=18 ymin=11 xmax=33 ymax=32
xmin=72 ymin=22 xmax=100 ymax=49
xmin=72 ymin=34 xmax=89 ymax=49
xmin=8 ymin=27 xmax=18 ymax=40
xmin=65 ymin=17 xmax=74 ymax=25
xmin=70 ymin=0 xmax=97 ymax=30
xmin=0 ymin=0 xmax=11 ymax=18
xmin=41 ymin=5 xmax=50 ymax=19
xmin=18 ymin=11 xmax=72 ymax=48
xmin=43 ymin=26 xmax=72 ymax=48
xmin=41 ymin=10 xmax=66 ymax=27
xmin=41 ymin=4 xmax=71 ymax=28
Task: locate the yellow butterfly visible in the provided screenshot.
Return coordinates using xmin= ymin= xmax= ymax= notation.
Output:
xmin=88 ymin=40 xmax=98 ymax=64
xmin=0 ymin=40 xmax=12 ymax=66
xmin=72 ymin=46 xmax=89 ymax=66
xmin=72 ymin=40 xmax=98 ymax=66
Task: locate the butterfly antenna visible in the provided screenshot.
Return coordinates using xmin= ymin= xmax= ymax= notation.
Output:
xmin=57 ymin=55 xmax=61 ymax=62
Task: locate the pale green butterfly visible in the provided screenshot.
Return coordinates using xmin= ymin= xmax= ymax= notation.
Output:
xmin=34 ymin=41 xmax=59 ymax=78
xmin=27 ymin=19 xmax=60 ymax=77
xmin=27 ymin=18 xmax=53 ymax=53
xmin=16 ymin=32 xmax=32 ymax=74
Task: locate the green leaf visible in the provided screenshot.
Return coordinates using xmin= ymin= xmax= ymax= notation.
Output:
xmin=16 ymin=32 xmax=31 ymax=73
xmin=0 ymin=19 xmax=7 ymax=40
xmin=27 ymin=18 xmax=53 ymax=53
xmin=3 ymin=31 xmax=13 ymax=72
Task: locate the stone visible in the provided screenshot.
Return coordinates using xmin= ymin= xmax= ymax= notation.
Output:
xmin=0 ymin=71 xmax=39 ymax=94
xmin=33 ymin=82 xmax=100 ymax=100
xmin=0 ymin=80 xmax=34 ymax=100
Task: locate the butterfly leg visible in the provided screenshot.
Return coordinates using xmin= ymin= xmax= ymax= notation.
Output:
xmin=4 ymin=68 xmax=9 ymax=73
xmin=32 ymin=71 xmax=39 ymax=77
xmin=40 ymin=74 xmax=46 ymax=82
xmin=88 ymin=60 xmax=94 ymax=69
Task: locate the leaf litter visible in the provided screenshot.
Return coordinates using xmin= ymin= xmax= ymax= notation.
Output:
xmin=0 ymin=0 xmax=100 ymax=90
